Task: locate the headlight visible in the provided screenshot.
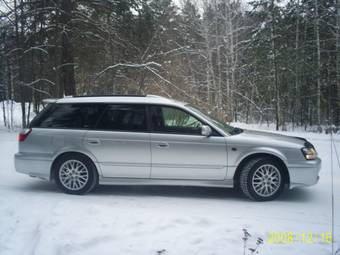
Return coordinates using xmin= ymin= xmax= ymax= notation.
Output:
xmin=301 ymin=147 xmax=317 ymax=160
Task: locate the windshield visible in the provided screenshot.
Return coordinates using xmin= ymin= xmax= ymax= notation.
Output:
xmin=186 ymin=105 xmax=242 ymax=135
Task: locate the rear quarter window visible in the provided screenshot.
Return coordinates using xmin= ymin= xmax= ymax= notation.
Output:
xmin=30 ymin=103 xmax=104 ymax=129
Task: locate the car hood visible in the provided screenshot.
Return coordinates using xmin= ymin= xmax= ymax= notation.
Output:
xmin=235 ymin=129 xmax=307 ymax=148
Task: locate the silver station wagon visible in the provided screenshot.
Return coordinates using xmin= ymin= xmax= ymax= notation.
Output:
xmin=15 ymin=95 xmax=321 ymax=201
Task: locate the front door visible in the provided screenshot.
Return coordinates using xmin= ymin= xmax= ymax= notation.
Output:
xmin=149 ymin=105 xmax=227 ymax=180
xmin=85 ymin=104 xmax=151 ymax=178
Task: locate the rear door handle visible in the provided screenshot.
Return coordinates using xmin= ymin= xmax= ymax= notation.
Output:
xmin=87 ymin=139 xmax=100 ymax=145
xmin=157 ymin=142 xmax=169 ymax=148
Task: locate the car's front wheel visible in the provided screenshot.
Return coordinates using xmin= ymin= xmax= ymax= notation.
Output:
xmin=240 ymin=157 xmax=285 ymax=201
xmin=53 ymin=153 xmax=98 ymax=195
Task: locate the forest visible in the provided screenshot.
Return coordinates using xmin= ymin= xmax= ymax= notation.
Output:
xmin=0 ymin=0 xmax=339 ymax=130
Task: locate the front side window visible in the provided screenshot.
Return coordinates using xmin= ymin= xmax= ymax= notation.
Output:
xmin=96 ymin=104 xmax=146 ymax=132
xmin=30 ymin=103 xmax=104 ymax=129
xmin=150 ymin=106 xmax=202 ymax=135
xmin=186 ymin=105 xmax=242 ymax=135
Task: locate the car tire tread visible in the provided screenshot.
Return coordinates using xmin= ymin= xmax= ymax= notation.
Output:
xmin=240 ymin=157 xmax=263 ymax=200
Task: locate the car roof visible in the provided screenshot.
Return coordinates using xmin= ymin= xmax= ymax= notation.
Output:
xmin=54 ymin=95 xmax=186 ymax=106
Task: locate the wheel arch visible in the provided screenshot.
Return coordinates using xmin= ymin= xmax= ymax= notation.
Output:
xmin=233 ymin=153 xmax=290 ymax=188
xmin=50 ymin=151 xmax=100 ymax=181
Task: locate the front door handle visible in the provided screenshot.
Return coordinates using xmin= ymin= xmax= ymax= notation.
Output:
xmin=157 ymin=142 xmax=169 ymax=148
xmin=87 ymin=139 xmax=100 ymax=145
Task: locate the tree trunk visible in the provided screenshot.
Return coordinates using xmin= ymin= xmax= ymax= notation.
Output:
xmin=225 ymin=2 xmax=234 ymax=122
xmin=2 ymin=100 xmax=7 ymax=128
xmin=13 ymin=0 xmax=26 ymax=128
xmin=138 ymin=70 xmax=146 ymax=94
xmin=7 ymin=58 xmax=13 ymax=130
xmin=27 ymin=102 xmax=31 ymax=126
xmin=203 ymin=24 xmax=214 ymax=110
xmin=270 ymin=0 xmax=280 ymax=130
xmin=315 ymin=0 xmax=321 ymax=126
xmin=293 ymin=0 xmax=300 ymax=130
xmin=336 ymin=0 xmax=340 ymax=125
xmin=59 ymin=0 xmax=76 ymax=96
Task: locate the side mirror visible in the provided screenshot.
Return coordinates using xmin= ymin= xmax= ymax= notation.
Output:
xmin=201 ymin=125 xmax=212 ymax=137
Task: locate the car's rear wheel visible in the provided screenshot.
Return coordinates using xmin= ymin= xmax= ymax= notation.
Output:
xmin=53 ymin=153 xmax=98 ymax=195
xmin=240 ymin=157 xmax=285 ymax=201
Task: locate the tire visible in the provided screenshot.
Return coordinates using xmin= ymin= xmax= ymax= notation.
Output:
xmin=53 ymin=153 xmax=98 ymax=195
xmin=239 ymin=157 xmax=285 ymax=201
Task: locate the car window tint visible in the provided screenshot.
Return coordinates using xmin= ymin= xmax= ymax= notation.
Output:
xmin=29 ymin=103 xmax=55 ymax=128
xmin=30 ymin=103 xmax=104 ymax=129
xmin=96 ymin=104 xmax=146 ymax=132
xmin=151 ymin=106 xmax=202 ymax=135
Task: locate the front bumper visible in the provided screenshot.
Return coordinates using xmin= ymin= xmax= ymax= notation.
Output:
xmin=288 ymin=157 xmax=321 ymax=189
xmin=14 ymin=152 xmax=52 ymax=180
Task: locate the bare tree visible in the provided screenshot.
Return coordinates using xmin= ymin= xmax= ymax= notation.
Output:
xmin=293 ymin=0 xmax=300 ymax=130
xmin=58 ymin=0 xmax=76 ymax=96
xmin=314 ymin=0 xmax=321 ymax=126
xmin=269 ymin=0 xmax=280 ymax=130
xmin=336 ymin=0 xmax=340 ymax=125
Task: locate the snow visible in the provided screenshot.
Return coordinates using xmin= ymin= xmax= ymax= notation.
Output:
xmin=0 ymin=114 xmax=339 ymax=254
xmin=0 ymin=101 xmax=36 ymax=129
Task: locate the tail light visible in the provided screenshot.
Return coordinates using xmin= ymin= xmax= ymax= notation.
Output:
xmin=18 ymin=128 xmax=32 ymax=142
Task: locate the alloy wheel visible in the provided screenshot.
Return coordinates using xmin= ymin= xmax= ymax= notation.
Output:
xmin=251 ymin=164 xmax=281 ymax=197
xmin=59 ymin=159 xmax=89 ymax=191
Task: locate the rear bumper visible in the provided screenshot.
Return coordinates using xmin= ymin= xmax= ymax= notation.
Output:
xmin=14 ymin=153 xmax=52 ymax=180
xmin=288 ymin=157 xmax=321 ymax=189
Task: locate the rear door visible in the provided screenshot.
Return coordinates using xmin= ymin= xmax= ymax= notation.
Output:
xmin=149 ymin=105 xmax=227 ymax=180
xmin=28 ymin=103 xmax=100 ymax=162
xmin=85 ymin=104 xmax=151 ymax=178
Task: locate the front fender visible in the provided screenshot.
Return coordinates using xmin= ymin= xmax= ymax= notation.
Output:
xmin=226 ymin=146 xmax=288 ymax=181
xmin=234 ymin=146 xmax=288 ymax=167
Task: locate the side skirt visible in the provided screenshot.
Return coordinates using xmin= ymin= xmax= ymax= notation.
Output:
xmin=99 ymin=177 xmax=234 ymax=188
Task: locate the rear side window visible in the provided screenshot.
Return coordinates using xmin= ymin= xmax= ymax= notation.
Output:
xmin=96 ymin=104 xmax=147 ymax=132
xmin=30 ymin=103 xmax=104 ymax=129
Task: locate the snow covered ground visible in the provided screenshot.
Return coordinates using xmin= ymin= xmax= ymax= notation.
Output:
xmin=0 ymin=126 xmax=339 ymax=255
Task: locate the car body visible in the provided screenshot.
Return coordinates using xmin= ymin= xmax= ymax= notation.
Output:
xmin=14 ymin=95 xmax=321 ymax=200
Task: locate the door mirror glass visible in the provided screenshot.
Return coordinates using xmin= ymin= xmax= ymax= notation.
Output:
xmin=201 ymin=125 xmax=212 ymax=136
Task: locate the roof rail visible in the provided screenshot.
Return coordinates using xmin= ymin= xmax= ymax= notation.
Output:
xmin=42 ymin=98 xmax=58 ymax=103
xmin=146 ymin=94 xmax=164 ymax=98
xmin=72 ymin=94 xmax=146 ymax=98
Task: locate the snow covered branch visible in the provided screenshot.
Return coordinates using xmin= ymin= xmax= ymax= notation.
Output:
xmin=96 ymin=62 xmax=162 ymax=78
xmin=22 ymin=84 xmax=51 ymax=97
xmin=24 ymin=79 xmax=55 ymax=87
